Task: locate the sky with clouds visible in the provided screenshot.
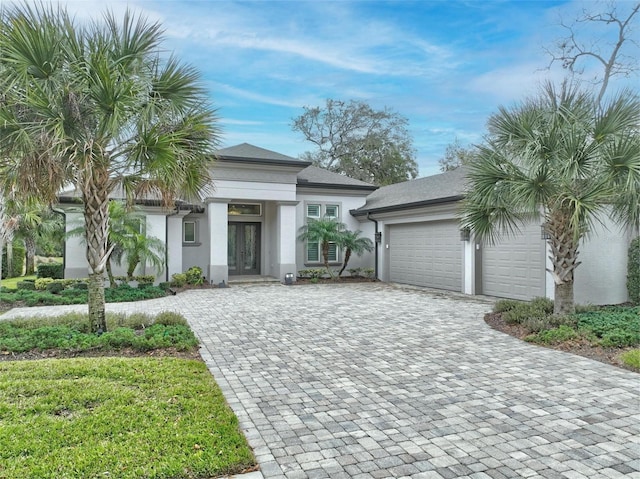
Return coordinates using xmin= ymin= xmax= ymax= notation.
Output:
xmin=12 ymin=0 xmax=640 ymax=176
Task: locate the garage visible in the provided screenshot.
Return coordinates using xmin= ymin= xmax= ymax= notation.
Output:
xmin=389 ymin=220 xmax=462 ymax=291
xmin=481 ymin=221 xmax=545 ymax=300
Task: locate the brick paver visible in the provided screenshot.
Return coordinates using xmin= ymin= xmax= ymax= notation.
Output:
xmin=4 ymin=283 xmax=639 ymax=479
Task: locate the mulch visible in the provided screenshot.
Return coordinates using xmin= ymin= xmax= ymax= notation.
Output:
xmin=484 ymin=312 xmax=638 ymax=372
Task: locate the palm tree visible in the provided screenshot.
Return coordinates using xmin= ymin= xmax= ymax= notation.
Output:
xmin=337 ymin=230 xmax=374 ymax=277
xmin=0 ymin=4 xmax=219 ymax=332
xmin=124 ymin=233 xmax=166 ymax=280
xmin=13 ymin=204 xmax=62 ymax=276
xmin=298 ymin=217 xmax=347 ymax=273
xmin=460 ymin=81 xmax=640 ymax=315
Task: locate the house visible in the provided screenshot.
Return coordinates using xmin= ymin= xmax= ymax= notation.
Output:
xmin=60 ymin=144 xmax=633 ymax=305
xmin=351 ymin=167 xmax=634 ymax=305
xmin=60 ymin=143 xmax=378 ymax=284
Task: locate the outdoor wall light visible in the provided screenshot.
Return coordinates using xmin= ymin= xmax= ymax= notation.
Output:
xmin=375 ymin=232 xmax=382 ymax=243
xmin=284 ymin=273 xmax=294 ymax=285
xmin=460 ymin=228 xmax=471 ymax=242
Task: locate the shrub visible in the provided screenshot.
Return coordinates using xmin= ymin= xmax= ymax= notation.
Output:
xmin=362 ymin=268 xmax=374 ymax=279
xmin=171 ymin=273 xmax=187 ymax=287
xmin=526 ymin=325 xmax=579 ymax=344
xmin=134 ymin=275 xmax=155 ymax=284
xmin=158 ymin=281 xmax=172 ymax=291
xmin=154 ymin=311 xmax=188 ymax=326
xmin=348 ymin=267 xmax=362 ymax=277
xmin=628 ymin=237 xmax=640 ymax=304
xmin=35 ymin=278 xmax=55 ymax=290
xmin=530 ymin=297 xmax=554 ymax=314
xmin=16 ymin=281 xmax=36 ymax=291
xmin=36 ymin=262 xmax=63 ymax=279
xmin=493 ymin=299 xmax=523 ymax=313
xmin=185 ymin=266 xmax=203 ymax=285
xmin=72 ymin=282 xmax=88 ymax=290
xmin=575 ymin=307 xmax=640 ymax=347
xmin=45 ymin=281 xmax=65 ymax=294
xmin=620 ymin=349 xmax=640 ymax=370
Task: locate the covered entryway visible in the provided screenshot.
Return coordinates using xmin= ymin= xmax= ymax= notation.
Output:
xmin=228 ymin=222 xmax=261 ymax=275
xmin=480 ymin=221 xmax=545 ymax=300
xmin=388 ymin=220 xmax=462 ymax=291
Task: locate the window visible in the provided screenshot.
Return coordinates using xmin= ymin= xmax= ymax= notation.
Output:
xmin=183 ymin=221 xmax=196 ymax=243
xmin=304 ymin=202 xmax=342 ymax=263
xmin=306 ymin=204 xmax=320 ymax=218
xmin=325 ymin=205 xmax=339 ymax=218
xmin=228 ymin=203 xmax=262 ymax=216
xmin=306 ymin=242 xmax=338 ymax=263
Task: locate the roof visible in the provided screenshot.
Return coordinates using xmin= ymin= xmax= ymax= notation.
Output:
xmin=215 ymin=143 xmax=310 ymax=167
xmin=297 ymin=166 xmax=377 ymax=191
xmin=353 ymin=167 xmax=467 ymax=215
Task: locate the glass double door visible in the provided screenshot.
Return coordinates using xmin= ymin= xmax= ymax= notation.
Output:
xmin=228 ymin=222 xmax=260 ymax=275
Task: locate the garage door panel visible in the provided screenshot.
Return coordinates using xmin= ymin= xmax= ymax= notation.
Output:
xmin=389 ymin=221 xmax=461 ymax=291
xmin=482 ymin=222 xmax=545 ymax=300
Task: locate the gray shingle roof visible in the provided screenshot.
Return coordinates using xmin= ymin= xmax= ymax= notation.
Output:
xmin=216 ymin=143 xmax=307 ymax=164
xmin=354 ymin=167 xmax=467 ymax=214
xmin=297 ymin=166 xmax=377 ymax=189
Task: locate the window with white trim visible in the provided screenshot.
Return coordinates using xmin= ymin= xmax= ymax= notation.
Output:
xmin=304 ymin=202 xmax=342 ymax=263
xmin=183 ymin=221 xmax=196 ymax=243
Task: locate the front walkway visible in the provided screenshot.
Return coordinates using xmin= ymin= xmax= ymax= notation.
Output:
xmin=3 ymin=283 xmax=639 ymax=479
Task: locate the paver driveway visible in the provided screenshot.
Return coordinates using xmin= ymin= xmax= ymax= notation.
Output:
xmin=3 ymin=283 xmax=639 ymax=479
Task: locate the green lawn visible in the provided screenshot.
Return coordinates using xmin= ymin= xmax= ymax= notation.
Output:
xmin=0 ymin=357 xmax=256 ymax=479
xmin=1 ymin=274 xmax=36 ymax=289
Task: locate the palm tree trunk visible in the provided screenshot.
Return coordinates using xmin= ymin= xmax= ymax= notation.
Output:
xmin=83 ymin=171 xmax=111 ymax=333
xmin=24 ymin=236 xmax=36 ymax=276
xmin=554 ymin=281 xmax=574 ymax=315
xmin=6 ymin=240 xmax=13 ymax=278
xmin=105 ymin=259 xmax=116 ymax=289
xmin=339 ymin=249 xmax=352 ymax=276
xmin=546 ymin=210 xmax=580 ymax=315
xmin=322 ymin=241 xmax=330 ymax=270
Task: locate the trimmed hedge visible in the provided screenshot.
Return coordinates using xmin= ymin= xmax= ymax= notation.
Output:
xmin=36 ymin=263 xmax=63 ymax=279
xmin=628 ymin=237 xmax=640 ymax=304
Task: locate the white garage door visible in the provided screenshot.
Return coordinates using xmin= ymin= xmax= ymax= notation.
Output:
xmin=389 ymin=221 xmax=462 ymax=291
xmin=482 ymin=222 xmax=545 ymax=300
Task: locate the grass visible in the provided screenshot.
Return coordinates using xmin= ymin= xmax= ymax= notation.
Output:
xmin=620 ymin=349 xmax=640 ymax=370
xmin=0 ymin=311 xmax=256 ymax=478
xmin=0 ymin=274 xmax=36 ymax=289
xmin=0 ymin=357 xmax=255 ymax=479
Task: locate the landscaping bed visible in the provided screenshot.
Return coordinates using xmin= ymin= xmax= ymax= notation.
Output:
xmin=485 ymin=299 xmax=640 ymax=372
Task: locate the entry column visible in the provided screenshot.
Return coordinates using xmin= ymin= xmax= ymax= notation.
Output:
xmin=206 ymin=199 xmax=230 ymax=285
xmin=276 ymin=201 xmax=298 ymax=282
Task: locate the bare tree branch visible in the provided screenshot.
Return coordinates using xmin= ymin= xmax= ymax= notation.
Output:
xmin=546 ymin=1 xmax=639 ymax=104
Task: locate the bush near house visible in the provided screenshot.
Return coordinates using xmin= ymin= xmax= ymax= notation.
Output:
xmin=36 ymin=262 xmax=63 ymax=279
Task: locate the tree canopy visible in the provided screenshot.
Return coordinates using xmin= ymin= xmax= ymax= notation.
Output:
xmin=460 ymin=81 xmax=640 ymax=314
xmin=0 ymin=3 xmax=219 ymax=331
xmin=292 ymin=99 xmax=418 ymax=186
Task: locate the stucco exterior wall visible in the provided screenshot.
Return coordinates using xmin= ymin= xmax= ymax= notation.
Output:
xmin=295 ymin=192 xmax=374 ymax=275
xmin=181 ymin=212 xmax=209 ymax=279
xmin=574 ymin=218 xmax=633 ymax=305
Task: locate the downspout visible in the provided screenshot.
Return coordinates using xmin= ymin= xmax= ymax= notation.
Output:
xmin=50 ymin=205 xmax=66 ymax=278
xmin=366 ymin=212 xmax=379 ymax=280
xmin=165 ymin=206 xmax=180 ymax=282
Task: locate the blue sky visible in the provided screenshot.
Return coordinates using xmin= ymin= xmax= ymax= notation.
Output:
xmin=18 ymin=0 xmax=640 ymax=176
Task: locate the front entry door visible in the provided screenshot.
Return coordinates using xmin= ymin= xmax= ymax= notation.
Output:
xmin=228 ymin=222 xmax=260 ymax=275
